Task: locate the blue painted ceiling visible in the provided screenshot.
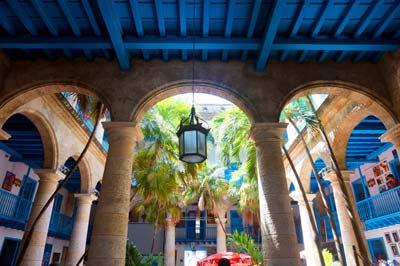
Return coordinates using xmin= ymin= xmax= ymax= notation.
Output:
xmin=1 ymin=0 xmax=399 ymax=70
xmin=0 ymin=114 xmax=44 ymax=169
xmin=346 ymin=115 xmax=391 ymax=169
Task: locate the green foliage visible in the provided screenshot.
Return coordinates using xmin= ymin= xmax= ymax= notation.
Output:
xmin=322 ymin=248 xmax=333 ymax=266
xmin=227 ymin=230 xmax=263 ymax=264
xmin=126 ymin=242 xmax=164 ymax=266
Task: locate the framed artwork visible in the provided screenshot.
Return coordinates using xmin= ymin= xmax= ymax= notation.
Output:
xmin=2 ymin=171 xmax=16 ymax=191
xmin=368 ymin=178 xmax=376 ymax=187
xmin=377 ymin=177 xmax=383 ymax=185
xmin=373 ymin=165 xmax=383 ymax=177
xmin=391 ymin=244 xmax=399 ymax=256
xmin=385 ymin=233 xmax=392 ymax=243
xmin=379 ymin=186 xmax=387 ymax=193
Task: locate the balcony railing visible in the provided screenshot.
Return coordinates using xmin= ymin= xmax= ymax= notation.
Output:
xmin=176 ymin=225 xmax=261 ymax=243
xmin=356 ymin=185 xmax=400 ymax=221
xmin=0 ymin=189 xmax=32 ymax=228
xmin=49 ymin=212 xmax=74 ymax=239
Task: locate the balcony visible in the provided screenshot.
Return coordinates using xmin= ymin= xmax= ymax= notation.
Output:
xmin=356 ymin=186 xmax=400 ymax=230
xmin=0 ymin=189 xmax=32 ymax=230
xmin=49 ymin=212 xmax=74 ymax=240
xmin=175 ymin=225 xmax=261 ymax=244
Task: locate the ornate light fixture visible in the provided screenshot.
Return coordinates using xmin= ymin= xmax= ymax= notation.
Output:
xmin=177 ymin=106 xmax=210 ymax=163
xmin=177 ymin=0 xmax=210 ymax=164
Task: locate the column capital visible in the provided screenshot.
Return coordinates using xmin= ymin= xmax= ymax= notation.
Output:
xmin=249 ymin=122 xmax=287 ymax=144
xmin=33 ymin=169 xmax=64 ymax=183
xmin=290 ymin=191 xmax=316 ymax=205
xmin=74 ymin=193 xmax=97 ymax=205
xmin=102 ymin=121 xmax=144 ymax=142
xmin=324 ymin=171 xmax=351 ymax=184
xmin=0 ymin=129 xmax=10 ymax=140
xmin=380 ymin=124 xmax=400 ymax=147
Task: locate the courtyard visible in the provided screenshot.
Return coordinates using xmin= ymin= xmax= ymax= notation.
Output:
xmin=0 ymin=1 xmax=400 ymax=266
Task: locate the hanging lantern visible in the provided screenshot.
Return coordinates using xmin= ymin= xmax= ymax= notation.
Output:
xmin=177 ymin=106 xmax=210 ymax=163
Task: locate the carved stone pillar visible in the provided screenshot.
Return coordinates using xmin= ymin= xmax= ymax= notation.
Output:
xmin=20 ymin=169 xmax=64 ymax=266
xmin=86 ymin=122 xmax=142 ymax=266
xmin=249 ymin=123 xmax=301 ymax=266
xmin=290 ymin=192 xmax=321 ymax=266
xmin=65 ymin=193 xmax=97 ymax=266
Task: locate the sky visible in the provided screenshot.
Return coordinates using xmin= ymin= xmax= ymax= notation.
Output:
xmin=174 ymin=93 xmax=233 ymax=105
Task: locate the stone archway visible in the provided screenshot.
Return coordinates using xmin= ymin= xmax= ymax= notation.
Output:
xmin=130 ymin=79 xmax=257 ymax=124
xmin=0 ymin=83 xmax=111 ymax=127
xmin=1 ymin=108 xmax=59 ymax=170
xmin=69 ymin=155 xmax=92 ymax=194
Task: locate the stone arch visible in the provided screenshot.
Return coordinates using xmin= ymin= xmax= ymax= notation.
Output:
xmin=332 ymin=111 xmax=393 ymax=170
xmin=69 ymin=155 xmax=92 ymax=194
xmin=0 ymin=83 xmax=111 ymax=127
xmin=298 ymin=154 xmax=330 ymax=193
xmin=278 ymin=80 xmax=397 ymax=125
xmin=2 ymin=108 xmax=59 ymax=170
xmin=130 ymin=80 xmax=257 ymax=124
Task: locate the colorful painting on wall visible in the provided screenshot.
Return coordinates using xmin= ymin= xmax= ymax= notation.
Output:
xmin=366 ymin=160 xmax=394 ymax=196
xmin=2 ymin=171 xmax=16 ymax=191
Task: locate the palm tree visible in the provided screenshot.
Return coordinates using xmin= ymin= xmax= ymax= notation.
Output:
xmin=197 ymin=168 xmax=237 ymax=253
xmin=282 ymin=99 xmax=344 ymax=264
xmin=131 ymin=98 xmax=200 ymax=264
xmin=16 ymin=93 xmax=105 ymax=266
xmin=304 ymin=96 xmax=370 ymax=264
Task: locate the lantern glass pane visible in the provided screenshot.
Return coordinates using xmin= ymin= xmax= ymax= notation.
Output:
xmin=197 ymin=131 xmax=206 ymax=156
xmin=184 ymin=130 xmax=197 ymax=154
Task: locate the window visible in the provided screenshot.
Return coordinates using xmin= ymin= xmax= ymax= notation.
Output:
xmin=393 ymin=231 xmax=399 ymax=242
xmin=0 ymin=238 xmax=20 ymax=266
xmin=385 ymin=233 xmax=392 ymax=243
xmin=391 ymin=245 xmax=399 ymax=256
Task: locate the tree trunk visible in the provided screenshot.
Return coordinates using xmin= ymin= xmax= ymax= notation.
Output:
xmin=283 ymin=145 xmax=325 ymax=266
xmin=16 ymin=104 xmax=104 ymax=266
xmin=306 ymin=96 xmax=370 ymax=265
xmin=164 ymin=216 xmax=176 ymax=266
xmin=288 ymin=117 xmax=344 ymax=265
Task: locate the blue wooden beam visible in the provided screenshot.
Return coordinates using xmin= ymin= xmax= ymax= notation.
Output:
xmin=318 ymin=50 xmax=330 ymax=62
xmin=334 ymin=0 xmax=358 ymax=37
xmin=272 ymin=38 xmax=400 ymax=51
xmin=154 ymin=0 xmax=166 ymax=37
xmin=354 ymin=1 xmax=382 ymax=37
xmin=297 ymin=50 xmax=308 ymax=63
xmin=32 ymin=0 xmax=59 ymax=36
xmin=202 ymin=0 xmax=210 ymax=61
xmin=222 ymin=0 xmax=236 ymax=62
xmin=82 ymin=0 xmax=101 ymax=36
xmin=335 ymin=51 xmax=348 ymax=63
xmin=6 ymin=0 xmax=38 ymax=35
xmin=0 ymin=8 xmax=15 ymax=35
xmin=291 ymin=0 xmax=309 ymax=37
xmin=311 ymin=0 xmax=332 ymax=38
xmin=372 ymin=4 xmax=400 ymax=39
xmin=255 ymin=0 xmax=285 ymax=71
xmin=179 ymin=0 xmax=187 ymax=61
xmin=1 ymin=36 xmax=399 ymax=52
xmin=241 ymin=0 xmax=262 ymax=61
xmin=353 ymin=51 xmax=366 ymax=63
xmin=280 ymin=50 xmax=289 ymax=62
xmin=96 ymin=0 xmax=130 ymax=70
xmin=372 ymin=51 xmax=384 ymax=63
xmin=57 ymin=0 xmax=80 ymax=36
xmin=129 ymin=0 xmax=149 ymax=60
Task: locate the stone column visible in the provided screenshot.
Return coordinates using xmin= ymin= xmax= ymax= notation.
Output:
xmin=325 ymin=171 xmax=366 ymax=266
xmin=20 ymin=169 xmax=64 ymax=266
xmin=164 ymin=215 xmax=176 ymax=266
xmin=0 ymin=129 xmax=10 ymax=140
xmin=86 ymin=122 xmax=143 ymax=266
xmin=249 ymin=123 xmax=301 ymax=266
xmin=380 ymin=124 xmax=400 ymax=156
xmin=215 ymin=216 xmax=227 ymax=253
xmin=290 ymin=192 xmax=321 ymax=266
xmin=65 ymin=193 xmax=97 ymax=266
